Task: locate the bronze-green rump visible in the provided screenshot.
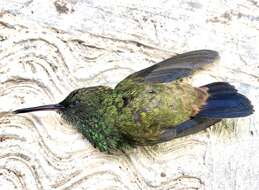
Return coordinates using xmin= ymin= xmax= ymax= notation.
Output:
xmin=114 ymin=79 xmax=206 ymax=144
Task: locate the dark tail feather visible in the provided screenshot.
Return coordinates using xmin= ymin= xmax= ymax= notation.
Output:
xmin=197 ymin=82 xmax=254 ymax=118
xmin=201 ymin=82 xmax=237 ymax=95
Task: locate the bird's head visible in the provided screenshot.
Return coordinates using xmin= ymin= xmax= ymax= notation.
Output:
xmin=13 ymin=86 xmax=113 ymax=124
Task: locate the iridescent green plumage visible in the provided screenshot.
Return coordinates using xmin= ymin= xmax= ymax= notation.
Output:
xmin=13 ymin=50 xmax=254 ymax=153
xmin=57 ymin=80 xmax=207 ymax=151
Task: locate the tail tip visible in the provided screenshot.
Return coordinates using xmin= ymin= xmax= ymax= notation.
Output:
xmin=198 ymin=82 xmax=254 ymax=118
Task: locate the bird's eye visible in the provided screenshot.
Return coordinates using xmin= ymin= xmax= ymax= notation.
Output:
xmin=70 ymin=100 xmax=80 ymax=108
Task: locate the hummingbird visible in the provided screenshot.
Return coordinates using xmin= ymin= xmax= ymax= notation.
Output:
xmin=13 ymin=50 xmax=254 ymax=152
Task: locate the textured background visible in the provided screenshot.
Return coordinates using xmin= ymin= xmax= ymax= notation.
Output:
xmin=0 ymin=0 xmax=259 ymax=189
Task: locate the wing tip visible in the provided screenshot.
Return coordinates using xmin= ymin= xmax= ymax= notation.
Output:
xmin=191 ymin=49 xmax=220 ymax=61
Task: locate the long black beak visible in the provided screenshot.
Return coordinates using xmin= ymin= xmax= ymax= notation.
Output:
xmin=13 ymin=104 xmax=65 ymax=114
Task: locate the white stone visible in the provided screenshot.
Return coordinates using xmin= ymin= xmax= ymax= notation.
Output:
xmin=0 ymin=1 xmax=258 ymax=189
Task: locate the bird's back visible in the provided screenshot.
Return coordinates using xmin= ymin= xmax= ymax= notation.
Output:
xmin=113 ymin=79 xmax=208 ymax=144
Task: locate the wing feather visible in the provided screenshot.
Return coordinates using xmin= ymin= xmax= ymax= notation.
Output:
xmin=116 ymin=49 xmax=219 ymax=86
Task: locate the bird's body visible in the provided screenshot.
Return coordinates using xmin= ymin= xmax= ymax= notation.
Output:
xmin=113 ymin=80 xmax=207 ymax=144
xmin=59 ymin=80 xmax=207 ymax=151
xmin=13 ymin=50 xmax=254 ymax=153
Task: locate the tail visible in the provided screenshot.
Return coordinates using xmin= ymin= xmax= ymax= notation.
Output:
xmin=196 ymin=82 xmax=254 ymax=118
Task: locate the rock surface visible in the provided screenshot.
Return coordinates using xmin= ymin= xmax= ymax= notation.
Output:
xmin=0 ymin=1 xmax=258 ymax=189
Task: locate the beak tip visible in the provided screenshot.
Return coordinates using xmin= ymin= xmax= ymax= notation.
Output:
xmin=13 ymin=110 xmax=20 ymax=114
xmin=12 ymin=109 xmax=26 ymax=114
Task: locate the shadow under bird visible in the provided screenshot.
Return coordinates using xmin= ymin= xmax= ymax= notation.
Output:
xmin=13 ymin=50 xmax=254 ymax=152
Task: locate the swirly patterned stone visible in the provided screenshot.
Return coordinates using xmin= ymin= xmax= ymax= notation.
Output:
xmin=0 ymin=1 xmax=258 ymax=189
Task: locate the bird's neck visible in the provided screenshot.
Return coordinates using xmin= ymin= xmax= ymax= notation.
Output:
xmin=61 ymin=91 xmax=128 ymax=152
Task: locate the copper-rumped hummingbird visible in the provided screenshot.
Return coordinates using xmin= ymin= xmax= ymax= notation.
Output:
xmin=13 ymin=50 xmax=254 ymax=152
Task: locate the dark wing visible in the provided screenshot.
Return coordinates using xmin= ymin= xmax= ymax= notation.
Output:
xmin=158 ymin=117 xmax=220 ymax=143
xmin=117 ymin=50 xmax=219 ymax=84
xmin=141 ymin=117 xmax=221 ymax=145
